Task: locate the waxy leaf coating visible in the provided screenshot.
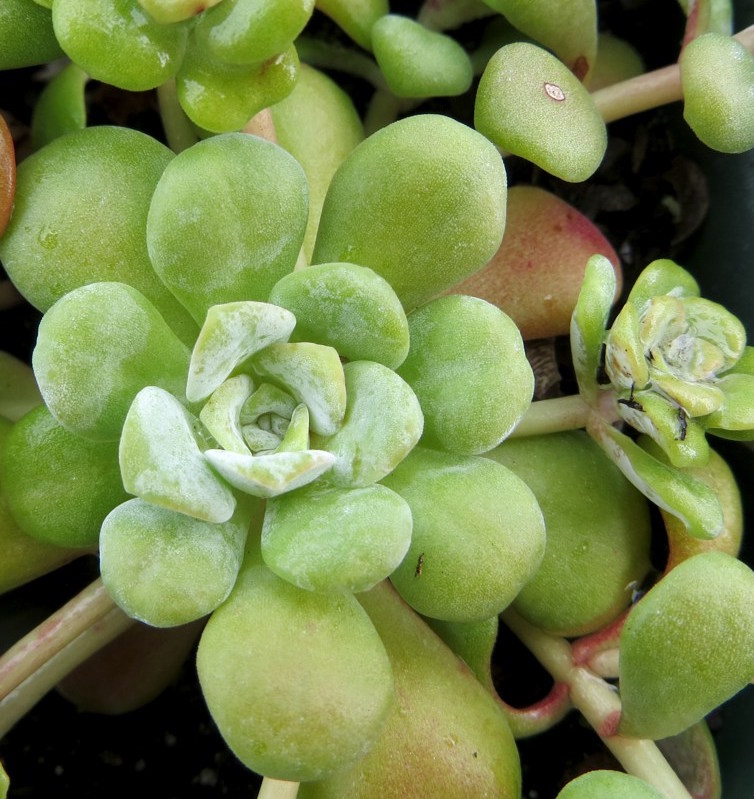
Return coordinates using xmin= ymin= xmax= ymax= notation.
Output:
xmin=100 ymin=497 xmax=251 ymax=627
xmin=120 ymin=386 xmax=236 ymax=523
xmin=398 ymin=295 xmax=533 ymax=454
xmin=147 ymin=132 xmax=308 ymax=322
xmin=186 ymin=301 xmax=296 ymax=404
xmin=383 ymin=447 xmax=545 ymax=622
xmin=619 ymin=552 xmax=754 ymax=740
xmin=33 ymin=282 xmax=191 ymax=442
xmin=268 ymin=262 xmax=410 ymax=369
xmin=316 ymin=360 xmax=423 ymax=488
xmin=197 ymin=557 xmax=394 ymax=781
xmin=262 ymin=482 xmax=412 ymax=592
xmin=313 ymin=114 xmax=507 ymax=311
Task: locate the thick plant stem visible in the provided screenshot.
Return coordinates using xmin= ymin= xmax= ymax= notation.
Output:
xmin=0 ymin=579 xmax=133 ymax=729
xmin=0 ymin=606 xmax=133 ymax=737
xmin=502 ymin=609 xmax=693 ymax=799
xmin=510 ymin=394 xmax=592 ymax=438
xmin=593 ymin=24 xmax=754 ymax=123
xmin=156 ymin=79 xmax=199 ymax=154
xmin=296 ymin=36 xmax=387 ymax=90
xmin=257 ymin=777 xmax=300 ymax=799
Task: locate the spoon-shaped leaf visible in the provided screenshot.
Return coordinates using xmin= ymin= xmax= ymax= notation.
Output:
xmin=681 ymin=32 xmax=754 ymax=154
xmin=313 ymin=113 xmax=507 ymax=311
xmin=382 ymin=446 xmax=545 ymax=622
xmin=33 ymin=282 xmax=191 ymax=442
xmin=100 ymin=497 xmax=253 ymax=627
xmin=398 ymin=295 xmax=533 ymax=454
xmin=475 ymin=41 xmax=607 ymax=182
xmin=371 ymin=14 xmax=473 ymax=98
xmin=619 ymin=551 xmax=754 ymax=740
xmin=52 ymin=0 xmax=188 ymax=91
xmin=268 ymin=262 xmax=409 ymax=369
xmin=147 ymin=132 xmax=308 ymax=323
xmin=316 ymin=360 xmax=423 ymax=488
xmin=120 ymin=386 xmax=236 ymax=523
xmin=137 ymin=0 xmax=222 ymax=23
xmin=199 ymin=375 xmax=255 ymax=455
xmin=262 ymin=482 xmax=412 ymax=592
xmin=193 ymin=0 xmax=314 ymax=66
xmin=251 ymin=342 xmax=346 ymax=437
xmin=299 ymin=580 xmax=521 ymax=798
xmin=489 ymin=430 xmax=651 ymax=637
xmin=196 ymin=550 xmax=394 ymax=781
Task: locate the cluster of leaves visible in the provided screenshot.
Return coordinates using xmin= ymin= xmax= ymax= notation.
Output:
xmin=0 ymin=1 xmax=753 ymax=798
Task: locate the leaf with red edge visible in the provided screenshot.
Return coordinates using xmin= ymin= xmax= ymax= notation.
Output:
xmin=0 ymin=112 xmax=15 ymax=236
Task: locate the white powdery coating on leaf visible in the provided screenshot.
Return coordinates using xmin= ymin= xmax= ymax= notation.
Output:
xmin=120 ymin=386 xmax=236 ymax=522
xmin=205 ymin=448 xmax=336 ymax=498
xmin=187 ymin=302 xmax=295 ymax=403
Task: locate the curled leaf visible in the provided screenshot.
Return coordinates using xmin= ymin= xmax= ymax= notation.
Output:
xmin=186 ymin=302 xmax=295 ymax=404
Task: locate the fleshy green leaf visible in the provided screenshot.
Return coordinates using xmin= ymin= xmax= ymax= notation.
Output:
xmin=120 ymin=386 xmax=236 ymax=523
xmin=312 ymin=114 xmax=507 ymax=311
xmin=177 ymin=38 xmax=300 ymax=133
xmin=398 ymin=295 xmax=533 ymax=454
xmin=382 ymin=446 xmax=545 ymax=623
xmin=316 ymin=360 xmax=423 ymax=488
xmin=186 ymin=302 xmax=296 ymax=404
xmin=589 ymin=419 xmax=723 ymax=539
xmin=619 ymin=552 xmax=754 ymax=740
xmin=681 ymin=32 xmax=754 ymax=154
xmin=204 ymin=448 xmax=335 ymax=498
xmin=261 ymin=482 xmax=412 ymax=592
xmin=268 ymin=262 xmax=409 ymax=369
xmin=570 ymin=254 xmax=617 ymax=403
xmin=475 ymin=41 xmax=606 ymax=182
xmin=146 ymin=132 xmax=308 ymax=322
xmin=52 ymin=0 xmax=188 ymax=91
xmin=100 ymin=497 xmax=253 ymax=627
xmin=251 ymin=342 xmax=346 ymax=437
xmin=371 ymin=14 xmax=473 ymax=98
xmin=33 ymin=282 xmax=191 ymax=442
xmin=193 ymin=0 xmax=314 ymax=66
